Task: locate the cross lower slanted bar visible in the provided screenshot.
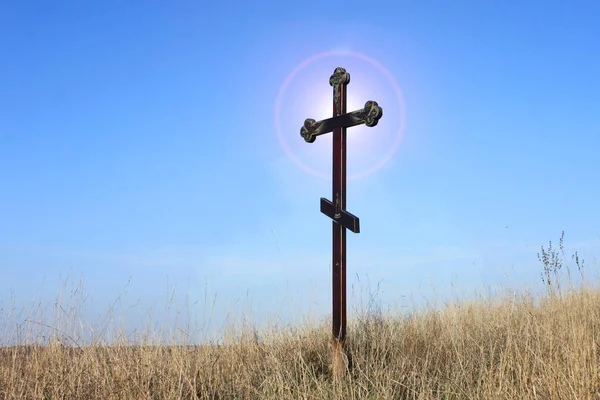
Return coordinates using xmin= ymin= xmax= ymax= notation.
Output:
xmin=300 ymin=67 xmax=382 ymax=373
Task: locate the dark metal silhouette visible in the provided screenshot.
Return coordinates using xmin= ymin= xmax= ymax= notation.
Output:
xmin=301 ymin=67 xmax=382 ymax=367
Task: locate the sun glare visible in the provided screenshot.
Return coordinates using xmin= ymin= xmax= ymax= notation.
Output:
xmin=275 ymin=50 xmax=406 ymax=181
xmin=313 ymin=90 xmax=364 ymax=122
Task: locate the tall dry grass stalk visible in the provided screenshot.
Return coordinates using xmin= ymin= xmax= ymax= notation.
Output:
xmin=1 ymin=237 xmax=599 ymax=399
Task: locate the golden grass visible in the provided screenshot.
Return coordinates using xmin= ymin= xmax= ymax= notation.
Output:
xmin=2 ymin=269 xmax=600 ymax=399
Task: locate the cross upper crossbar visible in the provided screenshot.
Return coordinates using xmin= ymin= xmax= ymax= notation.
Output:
xmin=301 ymin=100 xmax=383 ymax=143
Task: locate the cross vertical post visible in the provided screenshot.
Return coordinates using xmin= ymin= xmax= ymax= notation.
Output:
xmin=300 ymin=67 xmax=383 ymax=375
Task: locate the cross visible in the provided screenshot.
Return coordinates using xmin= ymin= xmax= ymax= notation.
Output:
xmin=300 ymin=67 xmax=382 ymax=372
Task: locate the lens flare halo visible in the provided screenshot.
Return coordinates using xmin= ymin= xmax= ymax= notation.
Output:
xmin=274 ymin=50 xmax=406 ymax=180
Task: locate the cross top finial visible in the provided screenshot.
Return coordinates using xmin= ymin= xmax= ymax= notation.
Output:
xmin=329 ymin=67 xmax=351 ymax=87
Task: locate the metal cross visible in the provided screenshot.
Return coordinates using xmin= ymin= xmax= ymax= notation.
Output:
xmin=301 ymin=67 xmax=382 ymax=369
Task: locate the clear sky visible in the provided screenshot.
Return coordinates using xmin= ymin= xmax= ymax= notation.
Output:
xmin=1 ymin=1 xmax=599 ymax=345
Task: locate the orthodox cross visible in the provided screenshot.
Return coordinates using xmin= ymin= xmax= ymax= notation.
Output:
xmin=301 ymin=67 xmax=383 ymax=370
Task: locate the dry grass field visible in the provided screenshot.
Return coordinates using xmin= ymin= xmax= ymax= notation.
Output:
xmin=1 ymin=236 xmax=599 ymax=399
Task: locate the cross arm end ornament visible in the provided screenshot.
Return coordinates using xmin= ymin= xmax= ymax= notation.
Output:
xmin=329 ymin=67 xmax=351 ymax=87
xmin=300 ymin=101 xmax=383 ymax=143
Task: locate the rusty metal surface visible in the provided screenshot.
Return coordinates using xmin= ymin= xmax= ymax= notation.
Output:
xmin=300 ymin=66 xmax=382 ymax=349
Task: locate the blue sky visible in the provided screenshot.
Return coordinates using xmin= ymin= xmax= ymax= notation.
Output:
xmin=1 ymin=1 xmax=599 ymax=345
